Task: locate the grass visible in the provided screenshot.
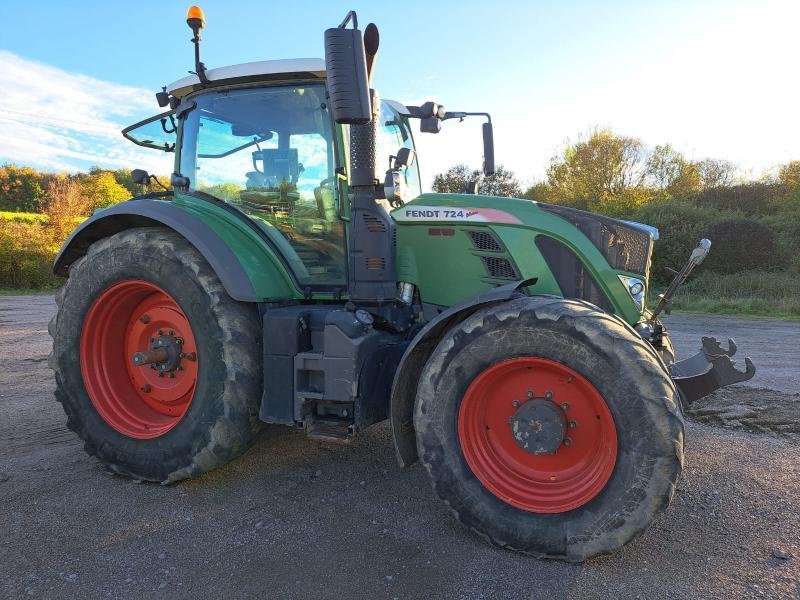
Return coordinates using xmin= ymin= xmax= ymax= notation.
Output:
xmin=0 ymin=211 xmax=47 ymax=224
xmin=649 ymin=270 xmax=800 ymax=320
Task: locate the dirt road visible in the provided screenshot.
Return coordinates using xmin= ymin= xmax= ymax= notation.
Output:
xmin=1 ymin=296 xmax=798 ymax=599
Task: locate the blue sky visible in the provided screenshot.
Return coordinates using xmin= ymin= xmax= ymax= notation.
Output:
xmin=1 ymin=0 xmax=798 ymax=188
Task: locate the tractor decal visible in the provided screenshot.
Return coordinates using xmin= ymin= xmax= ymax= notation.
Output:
xmin=393 ymin=206 xmax=522 ymax=224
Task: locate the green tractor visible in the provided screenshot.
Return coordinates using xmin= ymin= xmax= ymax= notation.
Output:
xmin=49 ymin=7 xmax=754 ymax=561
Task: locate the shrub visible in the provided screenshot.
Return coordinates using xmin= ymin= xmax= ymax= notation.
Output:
xmin=700 ymin=218 xmax=784 ymax=274
xmin=778 ymin=161 xmax=800 ymax=188
xmin=43 ymin=177 xmax=90 ymax=242
xmin=633 ymin=199 xmax=731 ymax=283
xmin=689 ymin=182 xmax=788 ymax=215
xmin=0 ymin=221 xmax=60 ymax=289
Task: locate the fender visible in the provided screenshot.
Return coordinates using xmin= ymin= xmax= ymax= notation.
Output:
xmin=389 ymin=278 xmax=537 ymax=467
xmin=53 ymin=195 xmax=299 ymax=302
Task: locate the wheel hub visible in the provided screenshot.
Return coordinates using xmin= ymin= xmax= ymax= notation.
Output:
xmin=509 ymin=398 xmax=566 ymax=455
xmin=457 ymin=357 xmax=618 ymax=513
xmin=132 ymin=332 xmax=183 ymax=373
xmin=80 ymin=280 xmax=198 ymax=439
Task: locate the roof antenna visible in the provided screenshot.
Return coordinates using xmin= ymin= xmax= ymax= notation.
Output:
xmin=186 ymin=6 xmax=209 ymax=84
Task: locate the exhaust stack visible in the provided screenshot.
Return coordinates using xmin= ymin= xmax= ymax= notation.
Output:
xmin=325 ymin=12 xmax=396 ymax=302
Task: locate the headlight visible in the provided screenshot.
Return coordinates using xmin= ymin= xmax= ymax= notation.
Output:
xmin=618 ymin=275 xmax=645 ymax=310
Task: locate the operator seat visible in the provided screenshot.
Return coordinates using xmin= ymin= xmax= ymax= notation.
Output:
xmin=240 ymin=148 xmax=301 ymax=213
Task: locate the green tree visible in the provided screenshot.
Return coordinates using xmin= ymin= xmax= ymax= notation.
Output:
xmin=0 ymin=164 xmax=48 ymax=212
xmin=696 ymin=158 xmax=736 ymax=189
xmin=110 ymin=168 xmax=139 ymax=197
xmin=432 ymin=164 xmax=521 ymax=197
xmin=778 ymin=160 xmax=800 ymax=187
xmin=546 ymin=130 xmax=648 ymax=209
xmin=479 ymin=165 xmax=522 ymax=197
xmin=432 ymin=164 xmax=473 ymax=193
xmin=645 ymin=145 xmax=702 ymax=198
xmin=79 ymin=170 xmax=131 ymax=211
xmin=522 ymin=182 xmax=550 ymax=202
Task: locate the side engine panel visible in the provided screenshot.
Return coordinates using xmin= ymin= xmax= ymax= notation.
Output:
xmin=260 ymin=304 xmax=407 ymax=439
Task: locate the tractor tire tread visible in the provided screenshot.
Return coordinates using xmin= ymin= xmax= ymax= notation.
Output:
xmin=414 ymin=295 xmax=684 ymax=562
xmin=49 ymin=227 xmax=262 ymax=484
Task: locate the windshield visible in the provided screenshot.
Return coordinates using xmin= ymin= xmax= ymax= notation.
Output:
xmin=179 ymin=84 xmax=345 ymax=287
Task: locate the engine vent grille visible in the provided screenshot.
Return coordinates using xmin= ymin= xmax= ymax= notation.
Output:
xmin=365 ymin=257 xmax=386 ymax=271
xmin=467 ymin=230 xmax=504 ymax=252
xmin=481 ymin=256 xmax=518 ymax=280
xmin=363 ymin=213 xmax=387 ymax=233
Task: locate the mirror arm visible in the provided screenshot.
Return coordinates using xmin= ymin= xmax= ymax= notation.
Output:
xmin=442 ymin=111 xmax=491 ymax=123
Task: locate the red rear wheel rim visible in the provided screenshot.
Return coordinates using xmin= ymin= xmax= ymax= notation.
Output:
xmin=79 ymin=280 xmax=198 ymax=439
xmin=458 ymin=357 xmax=617 ymax=513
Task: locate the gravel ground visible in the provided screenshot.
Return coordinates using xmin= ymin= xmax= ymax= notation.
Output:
xmin=1 ymin=296 xmax=798 ymax=599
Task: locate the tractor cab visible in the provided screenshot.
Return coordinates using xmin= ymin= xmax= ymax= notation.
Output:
xmin=124 ymin=59 xmax=421 ymax=289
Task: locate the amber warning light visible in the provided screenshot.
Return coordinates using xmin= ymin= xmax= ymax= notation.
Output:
xmin=186 ymin=6 xmax=205 ymax=31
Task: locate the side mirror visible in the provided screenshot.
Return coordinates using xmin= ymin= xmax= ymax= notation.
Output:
xmin=155 ymin=87 xmax=170 ymax=108
xmin=131 ymin=169 xmax=150 ymax=185
xmin=324 ymin=12 xmax=372 ymax=124
xmin=393 ymin=147 xmax=415 ymax=169
xmin=482 ymin=122 xmax=495 ymax=176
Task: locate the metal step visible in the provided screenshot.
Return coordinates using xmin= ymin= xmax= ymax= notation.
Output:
xmin=305 ymin=419 xmax=352 ymax=443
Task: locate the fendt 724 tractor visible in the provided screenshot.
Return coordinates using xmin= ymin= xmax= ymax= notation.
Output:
xmin=49 ymin=8 xmax=755 ymax=561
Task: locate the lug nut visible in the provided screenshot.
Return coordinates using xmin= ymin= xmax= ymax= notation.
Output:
xmin=563 ymin=437 xmax=572 ymax=446
xmin=139 ymin=314 xmax=150 ymax=324
xmin=569 ymin=420 xmax=577 ymax=429
xmin=512 ymin=399 xmax=520 ymax=408
xmin=158 ymin=329 xmax=164 ymax=336
xmin=168 ymin=372 xmax=175 ymax=379
xmin=545 ymin=390 xmax=553 ymax=400
xmin=158 ymin=372 xmax=164 ymax=378
xmin=561 ymin=403 xmax=570 ymax=411
xmin=168 ymin=330 xmax=174 ymax=336
xmin=527 ymin=390 xmax=534 ymax=399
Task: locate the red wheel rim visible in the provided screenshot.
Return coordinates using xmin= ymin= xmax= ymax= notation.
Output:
xmin=458 ymin=358 xmax=617 ymax=513
xmin=80 ymin=280 xmax=198 ymax=439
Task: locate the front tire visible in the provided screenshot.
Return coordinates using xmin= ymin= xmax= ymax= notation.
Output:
xmin=414 ymin=296 xmax=684 ymax=561
xmin=49 ymin=227 xmax=262 ymax=483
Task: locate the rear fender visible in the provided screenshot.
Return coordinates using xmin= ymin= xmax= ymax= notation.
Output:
xmin=53 ymin=197 xmax=299 ymax=302
xmin=389 ymin=278 xmax=537 ymax=467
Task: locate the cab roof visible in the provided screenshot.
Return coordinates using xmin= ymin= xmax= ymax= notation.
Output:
xmin=166 ymin=58 xmax=326 ymax=98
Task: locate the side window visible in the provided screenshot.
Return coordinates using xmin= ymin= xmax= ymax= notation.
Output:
xmin=179 ymin=85 xmax=346 ymax=287
xmin=376 ymin=102 xmax=421 ymax=201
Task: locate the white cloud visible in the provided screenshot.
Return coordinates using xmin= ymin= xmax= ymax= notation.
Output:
xmin=0 ymin=51 xmax=173 ymax=175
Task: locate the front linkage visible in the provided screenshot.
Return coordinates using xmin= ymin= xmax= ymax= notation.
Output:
xmin=671 ymin=337 xmax=756 ymax=403
xmin=648 ymin=239 xmax=756 ymax=402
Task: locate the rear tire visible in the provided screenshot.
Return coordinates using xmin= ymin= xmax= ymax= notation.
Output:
xmin=414 ymin=296 xmax=684 ymax=561
xmin=49 ymin=227 xmax=262 ymax=483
